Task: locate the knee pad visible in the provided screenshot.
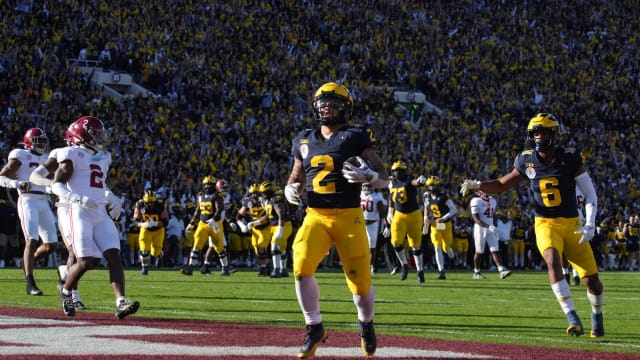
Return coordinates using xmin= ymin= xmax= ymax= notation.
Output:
xmin=393 ymin=245 xmax=405 ymax=253
xmin=411 ymin=248 xmax=423 ymax=256
xmin=217 ymin=249 xmax=227 ymax=260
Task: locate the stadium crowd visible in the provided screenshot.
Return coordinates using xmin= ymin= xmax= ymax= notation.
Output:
xmin=1 ymin=1 xmax=639 ymax=269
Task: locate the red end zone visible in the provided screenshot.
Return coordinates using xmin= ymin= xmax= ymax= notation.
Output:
xmin=0 ymin=307 xmax=633 ymax=360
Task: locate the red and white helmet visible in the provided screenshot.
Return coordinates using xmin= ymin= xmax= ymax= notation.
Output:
xmin=216 ymin=179 xmax=230 ymax=193
xmin=22 ymin=128 xmax=49 ymax=154
xmin=67 ymin=116 xmax=108 ymax=152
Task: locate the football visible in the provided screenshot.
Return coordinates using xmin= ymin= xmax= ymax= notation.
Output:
xmin=343 ymin=156 xmax=364 ymax=169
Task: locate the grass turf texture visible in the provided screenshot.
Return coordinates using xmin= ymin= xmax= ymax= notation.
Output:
xmin=0 ymin=268 xmax=638 ymax=355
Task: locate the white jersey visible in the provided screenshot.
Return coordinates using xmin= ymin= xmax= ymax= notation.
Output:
xmin=8 ymin=148 xmax=48 ymax=194
xmin=469 ymin=196 xmax=496 ymax=225
xmin=57 ymin=147 xmax=111 ymax=204
xmin=360 ymin=191 xmax=386 ymax=221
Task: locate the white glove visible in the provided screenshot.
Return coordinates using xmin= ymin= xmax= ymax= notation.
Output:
xmin=229 ymin=222 xmax=238 ymax=231
xmin=342 ymin=156 xmax=378 ymax=183
xmin=69 ymin=193 xmax=100 ymax=210
xmin=386 ymin=212 xmax=394 ymax=225
xmin=237 ymin=221 xmax=249 ymax=233
xmin=147 ymin=220 xmax=159 ymax=228
xmin=247 ymin=220 xmax=261 ymax=230
xmin=382 ymin=226 xmax=391 ymax=238
xmin=274 ymin=226 xmax=284 ymax=240
xmin=285 ymin=183 xmax=302 ymax=206
xmin=575 ymin=223 xmax=595 ymax=244
xmin=108 ymin=202 xmax=122 ymax=220
xmin=416 ymin=175 xmax=427 ymax=186
xmin=488 ymin=225 xmax=498 ymax=237
xmin=460 ymin=179 xmax=481 ymax=196
xmin=207 ymin=219 xmax=220 ymax=233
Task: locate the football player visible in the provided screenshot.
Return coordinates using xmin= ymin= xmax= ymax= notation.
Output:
xmin=360 ymin=182 xmax=388 ymax=274
xmin=468 ymin=190 xmax=512 ymax=279
xmin=133 ymin=189 xmax=169 ymax=275
xmin=51 ymin=116 xmax=138 ymax=318
xmin=511 ymin=215 xmax=528 ymax=269
xmin=184 ymin=176 xmax=230 ymax=276
xmin=285 ymin=82 xmax=389 ymax=358
xmin=260 ymin=180 xmax=292 ymax=278
xmin=387 ymin=160 xmax=427 ymax=283
xmin=236 ymin=183 xmax=271 ymax=276
xmin=423 ymin=175 xmax=459 ymax=280
xmin=0 ymin=128 xmax=57 ymax=296
xmin=461 ymin=113 xmax=604 ymax=337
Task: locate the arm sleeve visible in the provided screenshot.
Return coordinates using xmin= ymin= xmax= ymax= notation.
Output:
xmin=575 ymin=172 xmax=597 ymax=225
xmin=440 ymin=199 xmax=459 ymax=221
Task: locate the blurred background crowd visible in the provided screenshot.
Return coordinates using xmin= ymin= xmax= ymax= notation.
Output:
xmin=1 ymin=1 xmax=638 ymax=250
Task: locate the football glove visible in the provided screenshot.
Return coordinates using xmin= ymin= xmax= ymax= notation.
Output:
xmin=247 ymin=220 xmax=261 ymax=230
xmin=68 ymin=193 xmax=100 ymax=210
xmin=575 ymin=223 xmax=595 ymax=244
xmin=342 ymin=156 xmax=378 ymax=183
xmin=229 ymin=222 xmax=238 ymax=231
xmin=460 ymin=179 xmax=481 ymax=196
xmin=382 ymin=226 xmax=391 ymax=238
xmin=416 ymin=175 xmax=427 ymax=186
xmin=108 ymin=201 xmax=123 ymax=220
xmin=237 ymin=221 xmax=249 ymax=233
xmin=147 ymin=220 xmax=159 ymax=228
xmin=285 ymin=183 xmax=302 ymax=206
xmin=488 ymin=225 xmax=498 ymax=237
xmin=207 ymin=219 xmax=220 ymax=233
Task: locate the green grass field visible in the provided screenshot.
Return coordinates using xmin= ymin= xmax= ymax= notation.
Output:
xmin=1 ymin=267 xmax=638 ymax=355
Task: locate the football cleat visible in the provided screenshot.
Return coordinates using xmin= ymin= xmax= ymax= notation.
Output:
xmin=220 ymin=267 xmax=231 ymax=276
xmin=473 ymin=272 xmax=486 ymax=280
xmin=297 ymin=323 xmax=328 ymax=358
xmin=417 ymin=271 xmax=425 ymax=283
xmin=25 ymin=275 xmax=43 ymax=296
xmin=590 ymin=312 xmax=604 ymax=338
xmin=279 ymin=269 xmax=289 ymax=277
xmin=389 ymin=266 xmax=399 ymax=275
xmin=572 ymin=275 xmax=580 ymax=286
xmin=499 ymin=270 xmax=512 ymax=279
xmin=181 ymin=265 xmax=193 ymax=276
xmin=270 ymin=269 xmax=282 ymax=278
xmin=399 ymin=264 xmax=409 ymax=281
xmin=141 ymin=266 xmax=148 ymax=276
xmin=200 ymin=264 xmax=211 ymax=275
xmin=565 ymin=310 xmax=584 ymax=337
xmin=59 ymin=286 xmax=75 ymax=317
xmin=438 ymin=270 xmax=446 ymax=280
xmin=115 ymin=299 xmax=140 ymax=320
xmin=257 ymin=267 xmax=269 ymax=277
xmin=359 ymin=320 xmax=376 ymax=356
xmin=73 ymin=300 xmax=86 ymax=310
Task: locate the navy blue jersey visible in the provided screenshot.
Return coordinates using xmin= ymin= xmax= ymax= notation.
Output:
xmin=292 ymin=125 xmax=376 ymax=209
xmin=424 ymin=191 xmax=452 ymax=221
xmin=389 ymin=177 xmax=420 ymax=213
xmin=266 ymin=194 xmax=291 ymax=226
xmin=513 ymin=147 xmax=581 ymax=218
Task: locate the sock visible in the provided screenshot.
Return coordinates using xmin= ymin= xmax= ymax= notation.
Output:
xmin=295 ymin=276 xmax=321 ymax=325
xmin=587 ymin=290 xmax=604 ymax=314
xmin=353 ymin=286 xmax=375 ymax=323
xmin=551 ymin=279 xmax=574 ymax=314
